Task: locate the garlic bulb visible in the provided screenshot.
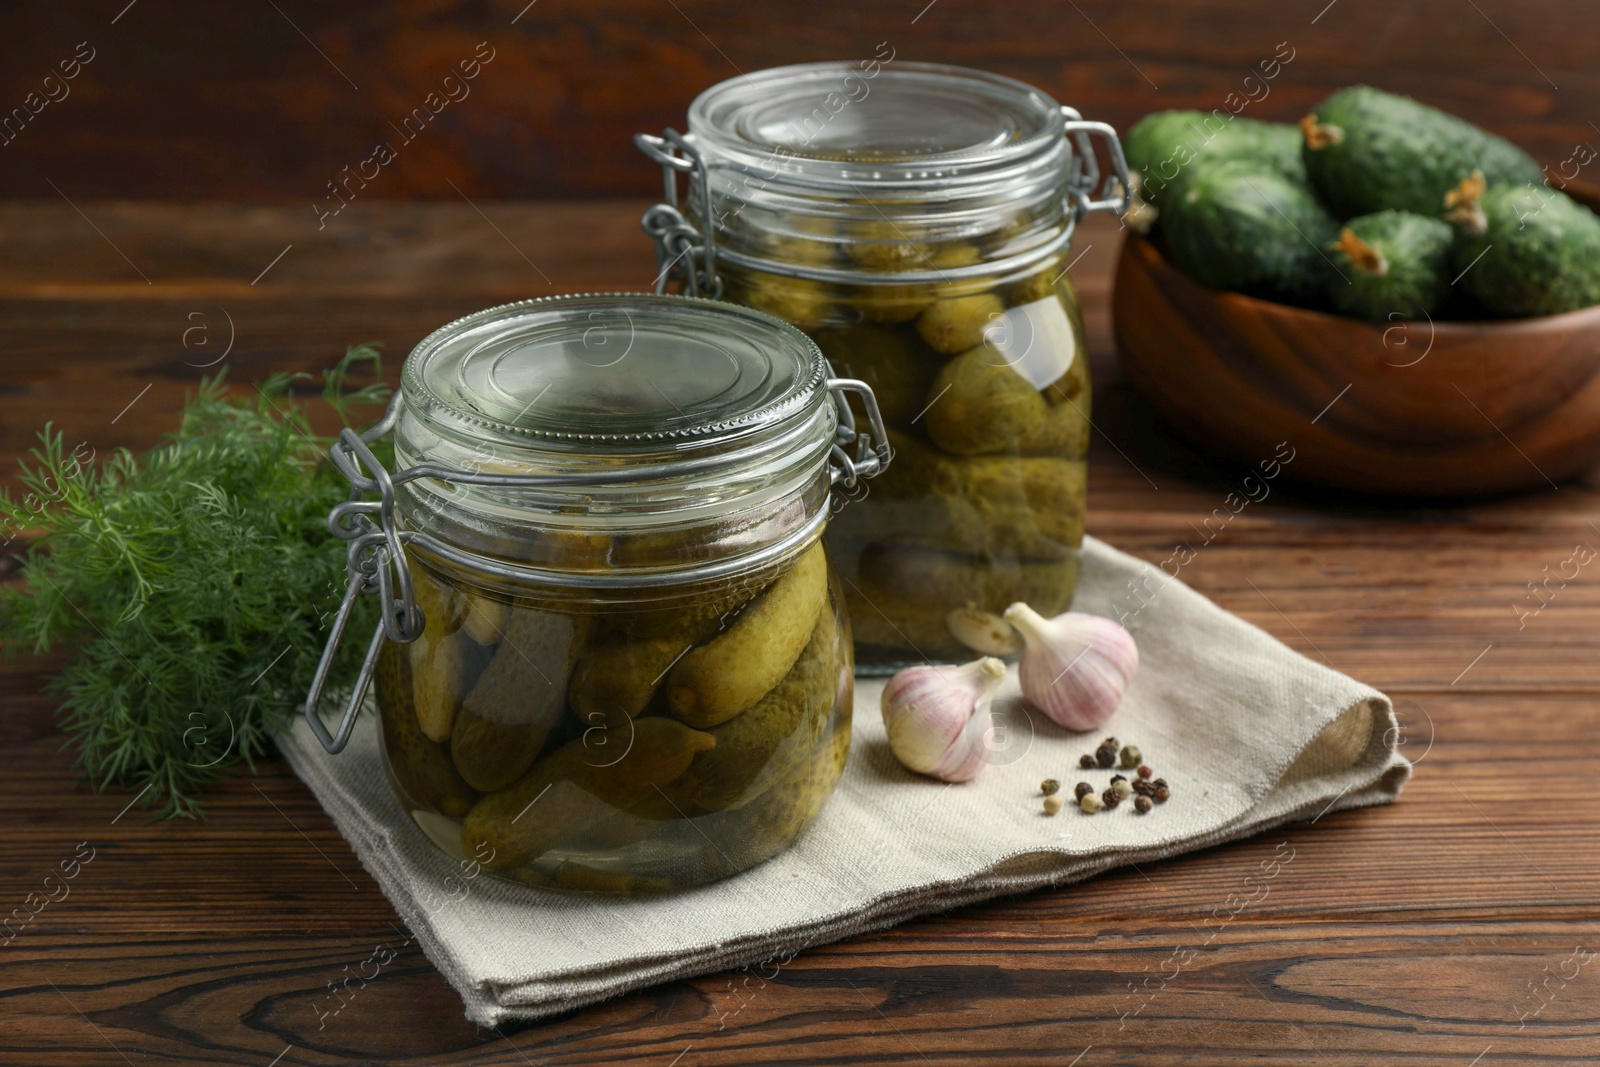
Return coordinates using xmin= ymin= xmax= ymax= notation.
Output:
xmin=880 ymin=657 xmax=1006 ymax=783
xmin=1002 ymin=603 xmax=1138 ymax=731
xmin=945 ymin=606 xmax=1022 ymax=656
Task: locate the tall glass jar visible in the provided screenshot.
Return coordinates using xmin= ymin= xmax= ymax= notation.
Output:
xmin=303 ymin=294 xmax=888 ymax=893
xmin=637 ymin=62 xmax=1128 ymax=668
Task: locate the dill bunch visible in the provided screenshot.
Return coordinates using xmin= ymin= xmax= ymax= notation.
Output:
xmin=0 ymin=347 xmax=390 ymax=818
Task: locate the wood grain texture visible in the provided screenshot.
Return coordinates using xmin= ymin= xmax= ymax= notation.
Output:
xmin=2 ymin=0 xmax=1599 ymax=200
xmin=1112 ymin=230 xmax=1600 ymax=495
xmin=2 ymin=203 xmax=1599 ymax=1064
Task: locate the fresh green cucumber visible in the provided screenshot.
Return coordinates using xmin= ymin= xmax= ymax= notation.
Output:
xmin=1446 ymin=175 xmax=1600 ymax=317
xmin=1301 ymin=86 xmax=1541 ymax=218
xmin=1160 ymin=159 xmax=1338 ymax=299
xmin=1124 ymin=111 xmax=1305 ymax=213
xmin=1324 ymin=209 xmax=1454 ymax=321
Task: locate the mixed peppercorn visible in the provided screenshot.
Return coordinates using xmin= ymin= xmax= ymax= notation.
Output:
xmin=1041 ymin=738 xmax=1170 ymax=816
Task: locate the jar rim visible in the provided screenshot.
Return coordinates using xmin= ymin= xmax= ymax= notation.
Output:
xmin=400 ymin=292 xmax=828 ymax=454
xmin=688 ymin=61 xmax=1065 ymax=189
xmin=382 ymin=293 xmax=864 ymax=588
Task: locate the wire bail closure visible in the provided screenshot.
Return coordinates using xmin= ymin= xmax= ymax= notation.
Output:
xmin=302 ymin=377 xmax=888 ymax=754
xmin=1061 ymin=106 xmax=1133 ymax=222
xmin=636 ymin=130 xmax=723 ymax=299
xmin=634 ymin=106 xmax=1130 ymax=293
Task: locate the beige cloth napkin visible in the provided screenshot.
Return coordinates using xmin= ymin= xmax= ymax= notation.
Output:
xmin=279 ymin=534 xmax=1410 ymax=1026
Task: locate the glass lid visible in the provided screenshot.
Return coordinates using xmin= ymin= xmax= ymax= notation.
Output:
xmin=402 ymin=293 xmax=827 ymax=454
xmin=689 ymin=61 xmax=1063 ymax=179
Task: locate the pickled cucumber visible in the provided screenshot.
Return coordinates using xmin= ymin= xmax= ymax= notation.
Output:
xmin=686 ymin=698 xmax=851 ymax=879
xmin=856 ymin=285 xmax=936 ymax=325
xmin=460 ymin=590 xmax=510 ymax=646
xmin=809 ymin=325 xmax=939 ymax=427
xmin=856 ymin=542 xmax=1080 ymax=620
xmin=667 ymin=602 xmax=840 ymax=812
xmin=845 ymin=221 xmax=928 ymax=271
xmin=408 ymin=560 xmax=468 ymax=741
xmin=922 ymin=344 xmax=1089 ymax=457
xmin=569 ymin=631 xmax=694 ymax=731
xmin=375 ymin=642 xmax=476 ymax=817
xmin=845 ymin=598 xmax=971 ymax=658
xmin=462 ymin=716 xmax=715 ymax=870
xmin=615 ymin=573 xmax=774 ymax=640
xmin=847 ymin=553 xmax=1078 ymax=660
xmin=727 ymin=273 xmax=833 ymax=329
xmin=451 ymin=608 xmax=580 ymax=792
xmin=668 ymin=541 xmax=829 ymax=727
xmin=714 ymin=225 xmax=1093 ymax=667
xmin=868 ymin=431 xmax=1086 ymax=555
xmin=915 ymin=292 xmax=1006 ymax=354
xmin=1010 ymin=265 xmax=1073 ymax=308
xmin=928 ymin=242 xmax=983 ymax=270
xmin=850 ymin=242 xmax=941 ymax=321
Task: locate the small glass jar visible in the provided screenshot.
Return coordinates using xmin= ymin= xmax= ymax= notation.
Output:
xmin=303 ymin=294 xmax=888 ymax=893
xmin=637 ymin=62 xmax=1128 ymax=669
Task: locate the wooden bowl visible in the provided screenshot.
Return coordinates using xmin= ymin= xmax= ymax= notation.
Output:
xmin=1112 ymin=223 xmax=1600 ymax=496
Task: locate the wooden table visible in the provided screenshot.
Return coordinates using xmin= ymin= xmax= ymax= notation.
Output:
xmin=3 ymin=201 xmax=1598 ymax=1066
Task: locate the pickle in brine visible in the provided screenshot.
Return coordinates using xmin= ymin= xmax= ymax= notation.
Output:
xmin=866 ymin=431 xmax=1087 ymax=556
xmin=569 ymin=631 xmax=695 ymax=731
xmin=451 ymin=608 xmax=579 ymax=792
xmin=462 ymin=716 xmax=715 ymax=870
xmin=857 ymin=542 xmax=1081 ymax=618
xmin=668 ymin=541 xmax=829 ymax=727
xmin=375 ymin=642 xmax=477 ymax=817
xmin=460 ymin=589 xmax=511 ymax=646
xmin=921 ymin=343 xmax=1090 ymax=458
xmin=694 ymin=697 xmax=853 ymax=875
xmin=408 ymin=560 xmax=469 ymax=742
xmin=915 ymin=292 xmax=1005 ymax=354
xmin=669 ymin=602 xmax=840 ymax=812
xmin=727 ymin=272 xmax=833 ymax=330
xmin=809 ymin=324 xmax=939 ymax=427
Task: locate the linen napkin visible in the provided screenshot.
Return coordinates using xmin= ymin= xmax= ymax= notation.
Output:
xmin=279 ymin=534 xmax=1410 ymax=1026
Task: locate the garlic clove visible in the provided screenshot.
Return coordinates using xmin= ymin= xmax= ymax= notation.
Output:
xmin=880 ymin=657 xmax=1007 ymax=783
xmin=1002 ymin=603 xmax=1138 ymax=731
xmin=945 ymin=606 xmax=1022 ymax=657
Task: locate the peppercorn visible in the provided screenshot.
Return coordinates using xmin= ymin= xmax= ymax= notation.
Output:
xmin=1152 ymin=778 xmax=1168 ymax=792
xmin=1110 ymin=778 xmax=1133 ymax=799
xmin=1074 ymin=782 xmax=1094 ymax=801
xmin=1153 ymin=785 xmax=1170 ymax=802
xmin=1101 ymin=788 xmax=1122 ymax=809
xmin=1132 ymin=779 xmax=1155 ymax=797
xmin=1134 ymin=795 xmax=1153 ymax=814
xmin=1041 ymin=778 xmax=1061 ymax=797
xmin=1094 ymin=741 xmax=1118 ymax=768
xmin=1080 ymin=792 xmax=1103 ymax=814
xmin=1043 ymin=795 xmax=1063 ymax=816
xmin=1079 ymin=754 xmax=1096 ymax=770
xmin=1136 ymin=765 xmax=1152 ymax=780
xmin=1119 ymin=744 xmax=1142 ymax=770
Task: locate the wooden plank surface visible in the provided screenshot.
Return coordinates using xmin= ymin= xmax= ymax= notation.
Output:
xmin=2 ymin=0 xmax=1598 ymax=200
xmin=1 ymin=202 xmax=1598 ymax=1065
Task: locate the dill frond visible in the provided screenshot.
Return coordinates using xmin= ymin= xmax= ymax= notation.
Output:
xmin=0 ymin=345 xmax=389 ymax=819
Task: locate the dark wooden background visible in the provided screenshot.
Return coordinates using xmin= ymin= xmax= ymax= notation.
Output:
xmin=4 ymin=1 xmax=1600 ymax=1064
xmin=2 ymin=0 xmax=1597 ymax=201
